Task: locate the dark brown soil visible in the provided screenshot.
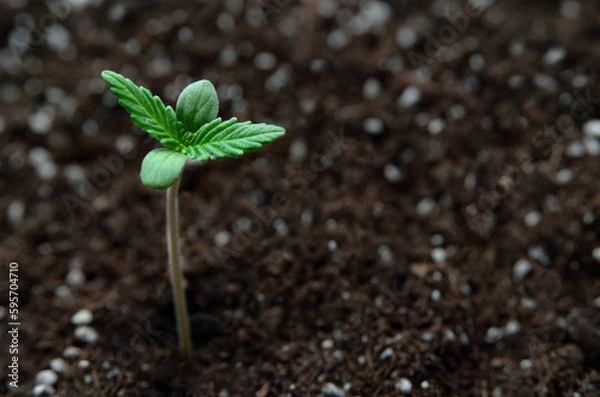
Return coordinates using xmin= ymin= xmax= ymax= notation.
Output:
xmin=1 ymin=1 xmax=600 ymax=396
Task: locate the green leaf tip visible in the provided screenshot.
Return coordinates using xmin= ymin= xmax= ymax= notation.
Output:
xmin=183 ymin=119 xmax=285 ymax=162
xmin=140 ymin=148 xmax=188 ymax=189
xmin=102 ymin=70 xmax=286 ymax=190
xmin=176 ymin=80 xmax=219 ymax=134
xmin=101 ymin=70 xmax=181 ymax=151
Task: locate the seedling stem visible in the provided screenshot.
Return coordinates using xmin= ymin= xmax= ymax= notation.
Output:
xmin=166 ymin=173 xmax=191 ymax=359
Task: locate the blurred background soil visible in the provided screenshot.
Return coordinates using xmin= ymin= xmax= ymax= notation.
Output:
xmin=0 ymin=0 xmax=599 ymax=396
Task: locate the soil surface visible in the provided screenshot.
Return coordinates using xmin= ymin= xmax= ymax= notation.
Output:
xmin=1 ymin=0 xmax=600 ymax=396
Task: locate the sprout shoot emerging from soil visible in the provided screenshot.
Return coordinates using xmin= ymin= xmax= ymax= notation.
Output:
xmin=101 ymin=70 xmax=285 ymax=358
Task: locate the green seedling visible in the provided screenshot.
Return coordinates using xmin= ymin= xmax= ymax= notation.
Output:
xmin=101 ymin=70 xmax=285 ymax=358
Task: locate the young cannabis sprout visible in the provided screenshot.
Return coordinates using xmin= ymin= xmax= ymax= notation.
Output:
xmin=101 ymin=70 xmax=285 ymax=358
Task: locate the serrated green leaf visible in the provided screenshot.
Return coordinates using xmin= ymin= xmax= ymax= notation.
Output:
xmin=140 ymin=148 xmax=188 ymax=189
xmin=101 ymin=70 xmax=181 ymax=151
xmin=176 ymin=80 xmax=218 ymax=135
xmin=186 ymin=117 xmax=235 ymax=146
xmin=182 ymin=118 xmax=285 ymax=162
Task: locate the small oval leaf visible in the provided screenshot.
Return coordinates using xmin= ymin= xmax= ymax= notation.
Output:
xmin=176 ymin=80 xmax=219 ymax=134
xmin=140 ymin=148 xmax=188 ymax=189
